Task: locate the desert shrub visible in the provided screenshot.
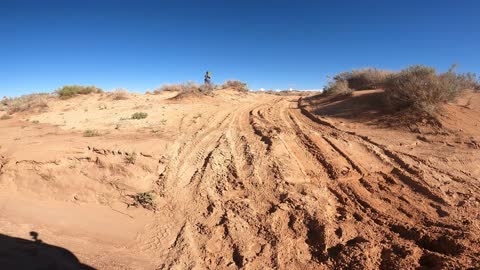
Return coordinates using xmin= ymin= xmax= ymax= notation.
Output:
xmin=83 ymin=129 xmax=100 ymax=137
xmin=333 ymin=68 xmax=392 ymax=90
xmin=0 ymin=114 xmax=11 ymax=120
xmin=124 ymin=152 xmax=137 ymax=165
xmin=384 ymin=65 xmax=477 ymax=115
xmin=0 ymin=97 xmax=9 ymax=111
xmin=4 ymin=93 xmax=50 ymax=114
xmin=261 ymin=90 xmax=319 ymax=96
xmin=154 ymin=82 xmax=200 ymax=94
xmin=220 ymin=80 xmax=249 ymax=92
xmin=109 ymin=89 xmax=129 ymax=100
xmin=323 ymin=80 xmax=354 ymax=97
xmin=454 ymin=72 xmax=479 ymax=91
xmin=131 ymin=112 xmax=148 ymax=120
xmin=129 ymin=192 xmax=156 ymax=210
xmin=56 ymin=85 xmax=103 ymax=99
xmin=154 ymin=84 xmax=183 ymax=93
xmin=199 ymin=83 xmax=215 ymax=94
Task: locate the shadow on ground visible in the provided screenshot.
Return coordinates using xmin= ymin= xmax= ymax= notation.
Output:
xmin=0 ymin=231 xmax=95 ymax=270
xmin=301 ymin=90 xmax=439 ymax=130
xmin=304 ymin=90 xmax=387 ymax=121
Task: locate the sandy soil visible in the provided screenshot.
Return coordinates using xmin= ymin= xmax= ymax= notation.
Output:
xmin=0 ymin=89 xmax=479 ymax=269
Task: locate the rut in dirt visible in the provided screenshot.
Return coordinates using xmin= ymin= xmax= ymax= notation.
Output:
xmin=137 ymin=96 xmax=479 ymax=269
xmin=5 ymin=93 xmax=477 ymax=269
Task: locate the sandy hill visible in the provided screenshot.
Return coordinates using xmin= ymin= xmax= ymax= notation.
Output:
xmin=0 ymin=89 xmax=479 ymax=269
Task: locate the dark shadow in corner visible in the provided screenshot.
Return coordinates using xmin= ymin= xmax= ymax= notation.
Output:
xmin=0 ymin=231 xmax=95 ymax=270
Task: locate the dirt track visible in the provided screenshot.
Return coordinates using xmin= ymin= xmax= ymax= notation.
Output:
xmin=0 ymin=90 xmax=479 ymax=269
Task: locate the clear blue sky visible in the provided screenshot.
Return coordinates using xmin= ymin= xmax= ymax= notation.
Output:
xmin=1 ymin=0 xmax=479 ymax=96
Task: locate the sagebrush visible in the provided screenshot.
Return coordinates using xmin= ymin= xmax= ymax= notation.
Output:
xmin=56 ymin=85 xmax=103 ymax=99
xmin=333 ymin=68 xmax=392 ymax=90
xmin=109 ymin=89 xmax=129 ymax=100
xmin=384 ymin=65 xmax=478 ymax=115
xmin=1 ymin=93 xmax=50 ymax=115
xmin=154 ymin=82 xmax=200 ymax=94
xmin=323 ymin=80 xmax=353 ymax=97
xmin=220 ymin=80 xmax=249 ymax=92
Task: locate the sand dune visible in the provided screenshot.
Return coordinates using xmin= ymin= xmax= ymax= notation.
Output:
xmin=0 ymin=89 xmax=479 ymax=269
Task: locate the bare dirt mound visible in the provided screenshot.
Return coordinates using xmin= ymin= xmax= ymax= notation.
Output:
xmin=0 ymin=90 xmax=479 ymax=269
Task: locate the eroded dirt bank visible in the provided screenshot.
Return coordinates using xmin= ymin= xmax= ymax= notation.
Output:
xmin=0 ymin=90 xmax=479 ymax=269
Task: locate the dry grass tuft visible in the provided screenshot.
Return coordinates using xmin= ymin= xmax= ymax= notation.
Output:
xmin=131 ymin=112 xmax=148 ymax=120
xmin=124 ymin=152 xmax=137 ymax=165
xmin=1 ymin=93 xmax=50 ymax=115
xmin=128 ymin=191 xmax=156 ymax=210
xmin=83 ymin=129 xmax=100 ymax=137
xmin=109 ymin=89 xmax=129 ymax=100
xmin=154 ymin=82 xmax=200 ymax=94
xmin=220 ymin=80 xmax=249 ymax=92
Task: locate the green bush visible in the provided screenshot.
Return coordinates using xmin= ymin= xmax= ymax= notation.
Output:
xmin=384 ymin=65 xmax=477 ymax=115
xmin=131 ymin=112 xmax=148 ymax=120
xmin=56 ymin=85 xmax=103 ymax=99
xmin=220 ymin=80 xmax=249 ymax=92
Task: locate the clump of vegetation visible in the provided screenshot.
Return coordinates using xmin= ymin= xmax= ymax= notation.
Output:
xmin=384 ymin=65 xmax=478 ymax=115
xmin=83 ymin=129 xmax=100 ymax=137
xmin=56 ymin=85 xmax=103 ymax=99
xmin=1 ymin=98 xmax=9 ymax=111
xmin=220 ymin=80 xmax=249 ymax=92
xmin=154 ymin=84 xmax=182 ymax=93
xmin=131 ymin=112 xmax=148 ymax=120
xmin=261 ymin=90 xmax=318 ymax=96
xmin=109 ymin=89 xmax=129 ymax=100
xmin=0 ymin=114 xmax=12 ymax=120
xmin=128 ymin=191 xmax=156 ymax=210
xmin=124 ymin=152 xmax=137 ymax=165
xmin=323 ymin=80 xmax=354 ymax=97
xmin=154 ymin=81 xmax=219 ymax=98
xmin=1 ymin=93 xmax=50 ymax=115
xmin=333 ymin=68 xmax=392 ymax=90
xmin=153 ymin=82 xmax=200 ymax=94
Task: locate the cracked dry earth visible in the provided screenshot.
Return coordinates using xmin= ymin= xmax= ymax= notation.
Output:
xmin=0 ymin=90 xmax=479 ymax=269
